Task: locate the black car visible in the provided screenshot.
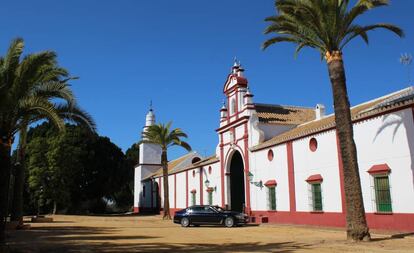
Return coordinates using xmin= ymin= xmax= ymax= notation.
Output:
xmin=173 ymin=205 xmax=249 ymax=227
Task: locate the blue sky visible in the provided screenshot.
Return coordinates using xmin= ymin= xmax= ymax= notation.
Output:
xmin=1 ymin=0 xmax=413 ymax=159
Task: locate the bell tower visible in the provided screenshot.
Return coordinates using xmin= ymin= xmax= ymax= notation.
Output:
xmin=133 ymin=104 xmax=162 ymax=213
xmin=219 ymin=59 xmax=255 ymax=127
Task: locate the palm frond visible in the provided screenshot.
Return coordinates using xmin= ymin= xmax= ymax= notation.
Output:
xmin=263 ymin=0 xmax=403 ymax=58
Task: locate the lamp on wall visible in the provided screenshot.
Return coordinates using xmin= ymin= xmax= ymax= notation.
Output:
xmin=248 ymin=172 xmax=263 ymax=189
xmin=204 ymin=179 xmax=217 ymax=192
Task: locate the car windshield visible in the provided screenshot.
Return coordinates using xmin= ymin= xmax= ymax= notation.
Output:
xmin=211 ymin=206 xmax=225 ymax=212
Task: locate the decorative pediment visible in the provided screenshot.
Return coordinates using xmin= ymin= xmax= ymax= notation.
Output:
xmin=223 ymin=74 xmax=248 ymax=93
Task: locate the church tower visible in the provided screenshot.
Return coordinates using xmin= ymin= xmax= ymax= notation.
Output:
xmin=219 ymin=59 xmax=255 ymax=128
xmin=133 ymin=105 xmax=162 ymax=213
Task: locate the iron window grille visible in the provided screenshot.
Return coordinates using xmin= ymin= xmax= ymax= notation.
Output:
xmin=308 ymin=183 xmax=323 ymax=211
xmin=266 ymin=186 xmax=277 ymax=211
xmin=371 ymin=174 xmax=392 ymax=213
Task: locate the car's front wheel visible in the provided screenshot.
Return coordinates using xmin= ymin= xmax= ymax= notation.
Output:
xmin=224 ymin=217 xmax=234 ymax=228
xmin=181 ymin=217 xmax=190 ymax=227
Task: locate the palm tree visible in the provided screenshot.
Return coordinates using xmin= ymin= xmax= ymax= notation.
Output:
xmin=142 ymin=122 xmax=191 ymax=219
xmin=0 ymin=38 xmax=95 ymax=243
xmin=262 ymin=0 xmax=403 ymax=241
xmin=11 ymin=81 xmax=96 ymax=224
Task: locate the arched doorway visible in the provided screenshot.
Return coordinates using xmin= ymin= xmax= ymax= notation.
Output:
xmin=229 ymin=151 xmax=245 ymax=212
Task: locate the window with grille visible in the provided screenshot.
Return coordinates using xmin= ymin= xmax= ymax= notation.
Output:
xmin=311 ymin=183 xmax=323 ymax=211
xmin=208 ymin=191 xmax=213 ymax=205
xmin=374 ymin=175 xmax=392 ymax=213
xmin=191 ymin=192 xmax=196 ymax=206
xmin=267 ymin=187 xmax=276 ymax=210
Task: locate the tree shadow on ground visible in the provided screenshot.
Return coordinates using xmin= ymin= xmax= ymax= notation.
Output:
xmin=7 ymin=225 xmax=159 ymax=253
xmin=371 ymin=232 xmax=414 ymax=242
xmin=7 ymin=224 xmax=311 ymax=253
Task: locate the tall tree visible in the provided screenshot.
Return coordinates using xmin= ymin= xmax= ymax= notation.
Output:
xmin=25 ymin=123 xmax=131 ymax=214
xmin=143 ymin=122 xmax=191 ymax=219
xmin=12 ymin=82 xmax=96 ymax=224
xmin=0 ymin=38 xmax=94 ymax=243
xmin=262 ymin=0 xmax=403 ymax=241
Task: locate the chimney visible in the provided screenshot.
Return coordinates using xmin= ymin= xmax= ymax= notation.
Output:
xmin=315 ymin=104 xmax=325 ymax=120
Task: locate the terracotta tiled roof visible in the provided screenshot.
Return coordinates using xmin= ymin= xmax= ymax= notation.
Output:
xmin=254 ymin=103 xmax=316 ymax=125
xmin=142 ymin=152 xmax=200 ymax=180
xmin=251 ymin=87 xmax=414 ymax=151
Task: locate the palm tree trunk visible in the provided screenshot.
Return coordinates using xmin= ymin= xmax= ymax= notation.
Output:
xmin=326 ymin=51 xmax=370 ymax=241
xmin=0 ymin=135 xmax=12 ymax=245
xmin=161 ymin=149 xmax=171 ymax=220
xmin=53 ymin=201 xmax=57 ymax=215
xmin=11 ymin=124 xmax=28 ymax=224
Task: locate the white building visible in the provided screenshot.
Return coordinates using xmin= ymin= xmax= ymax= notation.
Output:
xmin=134 ymin=62 xmax=414 ymax=231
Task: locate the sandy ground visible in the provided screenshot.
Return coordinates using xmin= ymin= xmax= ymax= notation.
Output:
xmin=5 ymin=214 xmax=414 ymax=253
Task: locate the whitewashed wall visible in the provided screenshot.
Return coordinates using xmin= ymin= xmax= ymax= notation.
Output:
xmin=354 ymin=108 xmax=414 ymax=213
xmin=293 ymin=130 xmax=342 ymax=212
xmin=168 ymin=174 xmax=175 ymax=209
xmin=176 ymin=172 xmax=186 ymax=208
xmin=250 ymin=144 xmax=290 ymax=212
xmin=188 ymin=168 xmax=201 ymax=205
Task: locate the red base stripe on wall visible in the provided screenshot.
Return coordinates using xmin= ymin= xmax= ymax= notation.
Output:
xmin=250 ymin=211 xmax=414 ymax=231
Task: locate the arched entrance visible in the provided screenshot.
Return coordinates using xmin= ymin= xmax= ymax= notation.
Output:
xmin=229 ymin=151 xmax=245 ymax=212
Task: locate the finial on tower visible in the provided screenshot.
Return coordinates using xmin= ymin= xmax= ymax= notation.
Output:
xmin=149 ymin=100 xmax=153 ymax=111
xmin=233 ymin=57 xmax=239 ymax=67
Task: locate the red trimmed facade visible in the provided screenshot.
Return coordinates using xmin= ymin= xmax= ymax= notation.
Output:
xmin=134 ymin=63 xmax=414 ymax=232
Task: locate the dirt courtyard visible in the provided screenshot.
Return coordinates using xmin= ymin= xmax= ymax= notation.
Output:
xmin=5 ymin=214 xmax=414 ymax=252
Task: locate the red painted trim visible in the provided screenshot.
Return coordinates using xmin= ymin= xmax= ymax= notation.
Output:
xmin=264 ymin=180 xmax=277 ymax=187
xmin=368 ymin=164 xmax=391 ymax=174
xmin=223 ymin=74 xmax=248 ymax=93
xmin=243 ymin=123 xmax=251 ymax=214
xmin=216 ymin=116 xmax=249 ymax=133
xmin=251 ymin=210 xmax=345 ymax=227
xmin=206 ymin=187 xmax=214 ymax=192
xmin=186 ymin=170 xmax=188 ymax=207
xmin=306 ymin=174 xmax=323 ymax=183
xmin=335 ymin=132 xmax=346 ymax=214
xmin=200 ymin=167 xmax=204 ymax=205
xmin=267 ymin=149 xmax=274 ymax=161
xmin=220 ymin=133 xmax=225 ymax=207
xmin=174 ymin=174 xmax=177 ymax=209
xmin=134 ymin=207 xmax=139 ymax=213
xmin=224 ymin=144 xmax=244 ymax=164
xmin=287 ymin=142 xmax=296 ymax=212
xmin=250 ymin=210 xmax=414 ymax=231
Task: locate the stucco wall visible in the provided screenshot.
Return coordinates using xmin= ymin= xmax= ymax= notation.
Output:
xmin=293 ymin=130 xmax=342 ymax=212
xmin=250 ymin=144 xmax=290 ymax=212
xmin=354 ymin=108 xmax=414 ymax=213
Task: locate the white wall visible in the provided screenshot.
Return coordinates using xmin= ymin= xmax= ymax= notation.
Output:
xmin=354 ymin=108 xmax=414 ymax=213
xmin=188 ymin=168 xmax=201 ymax=205
xmin=293 ymin=130 xmax=342 ymax=212
xmin=176 ymin=172 xmax=186 ymax=208
xmin=168 ymin=174 xmax=175 ymax=209
xmin=250 ymin=144 xmax=290 ymax=211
